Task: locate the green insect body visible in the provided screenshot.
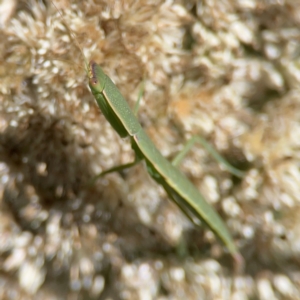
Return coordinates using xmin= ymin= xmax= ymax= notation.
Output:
xmin=88 ymin=61 xmax=240 ymax=259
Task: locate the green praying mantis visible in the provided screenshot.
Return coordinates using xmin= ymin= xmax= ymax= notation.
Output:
xmin=51 ymin=1 xmax=243 ymax=268
xmin=88 ymin=62 xmax=243 ymax=265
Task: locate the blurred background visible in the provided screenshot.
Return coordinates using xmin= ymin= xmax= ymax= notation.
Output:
xmin=0 ymin=0 xmax=300 ymax=299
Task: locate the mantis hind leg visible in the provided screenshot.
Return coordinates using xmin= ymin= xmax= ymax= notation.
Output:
xmin=171 ymin=136 xmax=245 ymax=178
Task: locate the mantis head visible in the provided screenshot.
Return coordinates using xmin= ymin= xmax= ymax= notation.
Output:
xmin=88 ymin=61 xmax=106 ymax=94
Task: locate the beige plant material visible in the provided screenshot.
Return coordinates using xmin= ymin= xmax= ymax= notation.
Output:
xmin=1 ymin=0 xmax=300 ymax=299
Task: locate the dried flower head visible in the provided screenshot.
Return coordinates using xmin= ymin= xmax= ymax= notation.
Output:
xmin=1 ymin=0 xmax=300 ymax=299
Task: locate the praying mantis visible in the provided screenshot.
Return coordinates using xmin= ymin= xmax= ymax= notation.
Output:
xmin=51 ymin=1 xmax=243 ymax=267
xmin=88 ymin=62 xmax=243 ymax=265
